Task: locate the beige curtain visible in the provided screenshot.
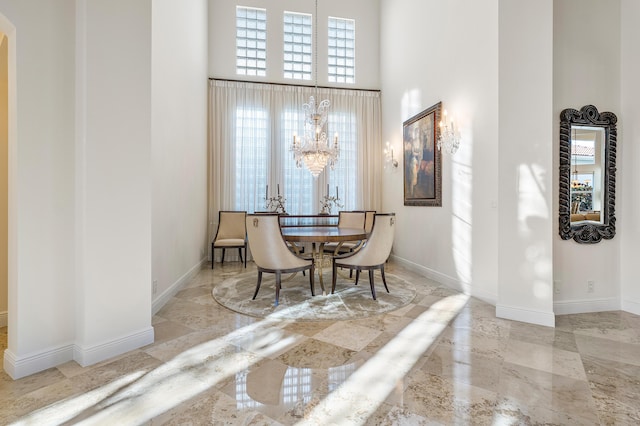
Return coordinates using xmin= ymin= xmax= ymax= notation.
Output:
xmin=207 ymin=79 xmax=382 ymax=244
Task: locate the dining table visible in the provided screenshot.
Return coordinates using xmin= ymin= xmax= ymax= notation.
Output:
xmin=280 ymin=226 xmax=369 ymax=295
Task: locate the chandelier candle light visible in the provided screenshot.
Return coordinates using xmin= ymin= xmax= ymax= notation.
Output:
xmin=437 ymin=110 xmax=461 ymax=155
xmin=290 ymin=0 xmax=339 ymax=178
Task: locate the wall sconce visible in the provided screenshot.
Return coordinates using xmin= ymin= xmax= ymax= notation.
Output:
xmin=384 ymin=141 xmax=398 ymax=168
xmin=437 ymin=110 xmax=461 ymax=155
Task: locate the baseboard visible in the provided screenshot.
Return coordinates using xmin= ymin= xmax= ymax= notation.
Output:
xmin=496 ymin=304 xmax=555 ymax=327
xmin=389 ymin=254 xmax=497 ymax=305
xmin=73 ymin=326 xmax=154 ymax=367
xmin=3 ymin=326 xmax=155 ymax=379
xmin=0 ymin=310 xmax=6 ymax=327
xmin=622 ymin=298 xmax=640 ymax=316
xmin=152 ymin=258 xmax=206 ymax=315
xmin=554 ymin=297 xmax=621 ymax=315
xmin=3 ymin=344 xmax=74 ymax=380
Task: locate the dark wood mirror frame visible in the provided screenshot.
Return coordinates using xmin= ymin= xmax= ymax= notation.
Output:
xmin=559 ymin=105 xmax=617 ymax=244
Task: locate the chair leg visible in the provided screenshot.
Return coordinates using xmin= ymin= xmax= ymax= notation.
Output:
xmin=309 ymin=264 xmax=315 ymax=296
xmin=252 ymin=271 xmax=263 ymax=300
xmin=354 ymin=269 xmax=360 ymax=286
xmin=331 ymin=262 xmax=338 ymax=294
xmin=368 ymin=269 xmax=377 ymax=300
xmin=244 ymin=245 xmax=247 ymax=268
xmin=275 ymin=271 xmax=281 ymax=306
xmin=238 ymin=247 xmax=244 ymax=266
xmin=221 ymin=248 xmax=226 ymax=264
xmin=211 ymin=243 xmax=215 ymax=269
xmin=380 ymin=265 xmax=389 ymax=293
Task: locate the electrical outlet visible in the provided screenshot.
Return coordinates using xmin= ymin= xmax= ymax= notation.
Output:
xmin=153 ymin=280 xmax=158 ymax=295
xmin=554 ymin=280 xmax=561 ymax=294
xmin=587 ymin=280 xmax=595 ymax=293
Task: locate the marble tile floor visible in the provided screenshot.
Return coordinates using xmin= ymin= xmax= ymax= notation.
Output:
xmin=1 ymin=261 xmax=640 ymax=425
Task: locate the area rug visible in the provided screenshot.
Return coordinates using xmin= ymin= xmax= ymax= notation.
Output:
xmin=212 ymin=271 xmax=416 ymax=321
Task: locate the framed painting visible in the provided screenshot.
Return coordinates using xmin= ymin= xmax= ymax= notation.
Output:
xmin=403 ymin=102 xmax=442 ymax=206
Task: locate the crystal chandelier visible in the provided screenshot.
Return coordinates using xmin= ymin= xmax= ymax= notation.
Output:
xmin=437 ymin=110 xmax=461 ymax=155
xmin=290 ymin=0 xmax=339 ymax=178
xmin=292 ymin=97 xmax=339 ymax=177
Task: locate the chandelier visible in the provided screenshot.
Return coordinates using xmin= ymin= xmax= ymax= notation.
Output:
xmin=290 ymin=0 xmax=339 ymax=178
xmin=437 ymin=110 xmax=461 ymax=155
xmin=292 ymin=97 xmax=339 ymax=177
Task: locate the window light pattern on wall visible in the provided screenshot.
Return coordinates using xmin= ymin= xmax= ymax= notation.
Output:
xmin=328 ymin=17 xmax=355 ymax=84
xmin=236 ymin=6 xmax=267 ymax=77
xmin=283 ymin=12 xmax=312 ymax=80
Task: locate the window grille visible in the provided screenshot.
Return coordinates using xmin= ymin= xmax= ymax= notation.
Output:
xmin=328 ymin=17 xmax=355 ymax=83
xmin=284 ymin=12 xmax=312 ymax=80
xmin=236 ymin=6 xmax=267 ymax=77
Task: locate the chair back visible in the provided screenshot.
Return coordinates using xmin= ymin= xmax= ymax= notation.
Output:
xmin=344 ymin=213 xmax=395 ymax=266
xmin=246 ymin=214 xmax=309 ymax=270
xmin=215 ymin=211 xmax=247 ymax=241
xmin=337 ymin=211 xmax=365 ymax=229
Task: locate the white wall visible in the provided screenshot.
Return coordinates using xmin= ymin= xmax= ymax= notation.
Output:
xmin=74 ymin=0 xmax=153 ymax=366
xmin=380 ymin=0 xmax=500 ymax=304
xmin=620 ymin=0 xmax=640 ymax=315
xmin=552 ymin=0 xmax=622 ymax=315
xmin=152 ymin=0 xmax=209 ymax=311
xmin=0 ymin=0 xmax=77 ymax=373
xmin=1 ymin=0 xmax=158 ymax=378
xmin=208 ymin=0 xmax=380 ymax=90
xmin=497 ymin=0 xmax=554 ymax=326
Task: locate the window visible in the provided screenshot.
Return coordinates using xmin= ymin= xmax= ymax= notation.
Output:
xmin=283 ymin=12 xmax=312 ymax=80
xmin=281 ymin=110 xmax=316 ymax=213
xmin=232 ymin=106 xmax=357 ymax=214
xmin=236 ymin=6 xmax=267 ymax=77
xmin=328 ymin=17 xmax=355 ymax=84
xmin=210 ymin=80 xmax=381 ymax=216
xmin=327 ymin=112 xmax=357 ymax=208
xmin=571 ymin=172 xmax=594 ymax=212
xmin=234 ymin=108 xmax=268 ymax=211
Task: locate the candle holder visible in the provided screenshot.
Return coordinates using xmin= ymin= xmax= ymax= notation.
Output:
xmin=265 ymin=195 xmax=287 ymax=214
xmin=319 ymin=195 xmax=343 ymax=215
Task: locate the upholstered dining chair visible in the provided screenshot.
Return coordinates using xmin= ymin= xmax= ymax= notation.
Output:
xmin=253 ymin=211 xmax=305 ymax=268
xmin=331 ymin=213 xmax=396 ymax=300
xmin=323 ymin=210 xmax=367 ymax=255
xmin=246 ymin=214 xmax=315 ymax=306
xmin=211 ymin=211 xmax=247 ymax=269
xmin=325 ymin=210 xmax=375 ymax=256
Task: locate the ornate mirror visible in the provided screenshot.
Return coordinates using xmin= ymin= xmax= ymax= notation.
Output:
xmin=559 ymin=105 xmax=617 ymax=243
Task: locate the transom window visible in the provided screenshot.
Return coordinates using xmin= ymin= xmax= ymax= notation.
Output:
xmin=236 ymin=6 xmax=267 ymax=77
xmin=328 ymin=17 xmax=355 ymax=84
xmin=283 ymin=12 xmax=312 ymax=80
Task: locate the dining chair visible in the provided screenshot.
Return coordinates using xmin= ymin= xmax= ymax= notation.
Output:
xmin=331 ymin=213 xmax=396 ymax=300
xmin=327 ymin=210 xmax=375 ymax=256
xmin=246 ymin=214 xmax=315 ymax=306
xmin=211 ymin=211 xmax=247 ymax=269
xmin=323 ymin=210 xmax=367 ymax=256
xmin=253 ymin=211 xmax=306 ymax=273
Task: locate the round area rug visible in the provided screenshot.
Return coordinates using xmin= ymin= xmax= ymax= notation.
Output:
xmin=212 ymin=271 xmax=416 ymax=321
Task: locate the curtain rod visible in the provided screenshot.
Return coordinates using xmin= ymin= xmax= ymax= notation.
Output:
xmin=208 ymin=77 xmax=381 ymax=93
